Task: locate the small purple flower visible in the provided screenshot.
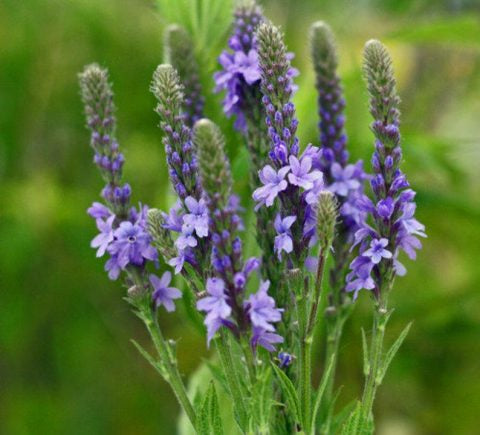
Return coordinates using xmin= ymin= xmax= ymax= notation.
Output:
xmin=251 ymin=327 xmax=284 ymax=352
xmin=197 ymin=278 xmax=232 ymax=345
xmin=150 ymin=272 xmax=182 ymax=312
xmin=329 ymin=163 xmax=361 ymax=196
xmin=252 ymin=165 xmax=290 ymax=208
xmin=274 ymin=214 xmax=297 ymax=260
xmin=109 ymin=221 xmax=157 ymax=268
xmin=345 ymin=274 xmax=375 ymax=299
xmin=88 ymin=202 xmax=112 ymax=219
xmin=288 ymin=155 xmax=323 ymax=191
xmin=161 ymin=202 xmax=183 ymax=232
xmin=105 ymin=253 xmax=122 ymax=280
xmin=363 ymin=238 xmax=392 ymax=264
xmin=183 ymin=196 xmax=209 ymax=238
xmin=91 ymin=215 xmax=115 ymax=257
xmin=278 ymin=351 xmax=294 ymax=368
xmin=168 ymin=252 xmax=186 ymax=274
xmin=245 ymin=281 xmax=283 ymax=332
xmin=175 ymin=222 xmax=198 ymax=250
xmin=377 ymin=197 xmax=394 ymax=219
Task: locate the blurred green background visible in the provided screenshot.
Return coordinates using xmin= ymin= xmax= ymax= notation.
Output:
xmin=1 ymin=0 xmax=480 ymax=433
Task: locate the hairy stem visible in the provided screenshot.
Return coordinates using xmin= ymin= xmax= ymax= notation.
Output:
xmin=145 ymin=315 xmax=197 ymax=427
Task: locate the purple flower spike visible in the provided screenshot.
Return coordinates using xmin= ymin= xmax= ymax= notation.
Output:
xmin=197 ymin=278 xmax=232 ymax=345
xmin=363 ymin=238 xmax=392 ymax=264
xmin=288 ymin=155 xmax=323 ymax=190
xmin=150 ymin=272 xmax=182 ymax=312
xmin=274 ymin=214 xmax=297 ymax=260
xmin=91 ymin=215 xmax=115 ymax=257
xmin=253 ymin=165 xmax=290 ymax=208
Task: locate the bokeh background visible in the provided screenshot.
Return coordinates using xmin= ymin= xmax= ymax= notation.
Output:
xmin=1 ymin=0 xmax=480 ymax=433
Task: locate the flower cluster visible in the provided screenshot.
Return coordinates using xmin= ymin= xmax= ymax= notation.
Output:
xmin=150 ymin=65 xmax=212 ymax=277
xmin=194 ymin=119 xmax=283 ymax=351
xmin=80 ymin=64 xmax=181 ymax=312
xmin=310 ymin=22 xmax=366 ymax=235
xmin=214 ymin=3 xmax=298 ymax=132
xmin=213 ymin=2 xmax=263 ymax=131
xmin=254 ymin=23 xmax=325 ymax=265
xmin=346 ymin=40 xmax=426 ymax=298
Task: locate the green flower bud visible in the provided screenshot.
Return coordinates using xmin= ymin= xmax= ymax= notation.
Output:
xmin=316 ymin=191 xmax=338 ymax=252
xmin=362 ymin=39 xmax=400 ymax=128
xmin=193 ymin=119 xmax=232 ymax=207
xmin=147 ymin=208 xmax=176 ymax=262
xmin=164 ymin=24 xmax=204 ymax=126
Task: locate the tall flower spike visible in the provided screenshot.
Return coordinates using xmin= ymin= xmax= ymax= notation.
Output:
xmin=151 ymin=64 xmax=202 ymax=201
xmin=256 ymin=22 xmax=299 ymax=165
xmin=346 ymin=40 xmax=425 ymax=299
xmin=164 ymin=25 xmax=205 ymax=127
xmin=79 ymin=64 xmax=130 ymax=217
xmin=310 ymin=21 xmax=348 ymax=173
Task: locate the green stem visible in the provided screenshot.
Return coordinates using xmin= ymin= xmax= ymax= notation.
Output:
xmin=319 ymin=315 xmax=345 ymax=434
xmin=300 ymin=334 xmax=313 ymax=431
xmin=361 ymin=305 xmax=388 ymax=423
xmin=145 ymin=315 xmax=196 ymax=427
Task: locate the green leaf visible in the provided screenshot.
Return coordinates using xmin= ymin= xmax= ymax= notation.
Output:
xmin=330 ymin=399 xmax=355 ymax=435
xmin=130 ymin=339 xmax=167 ymax=379
xmin=271 ymin=363 xmax=302 ymax=428
xmin=311 ymin=355 xmax=335 ymax=434
xmin=340 ymin=401 xmax=374 ymax=435
xmin=378 ymin=322 xmax=412 ymax=384
xmin=197 ymin=382 xmax=224 ymax=435
xmin=361 ymin=328 xmax=370 ymax=377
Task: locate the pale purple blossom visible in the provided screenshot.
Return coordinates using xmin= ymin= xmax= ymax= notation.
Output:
xmin=197 ymin=278 xmax=232 ymax=345
xmin=88 ymin=202 xmax=112 ymax=220
xmin=329 ymin=163 xmax=361 ymax=196
xmin=150 ymin=272 xmax=182 ymax=312
xmin=251 ymin=327 xmax=284 ymax=352
xmin=91 ymin=215 xmax=115 ymax=257
xmin=288 ymin=155 xmax=323 ymax=190
xmin=183 ymin=196 xmax=209 ymax=237
xmin=175 ymin=222 xmax=198 ymax=250
xmin=274 ymin=214 xmax=296 ymax=260
xmin=108 ymin=221 xmax=157 ymax=269
xmin=245 ymin=281 xmax=283 ymax=332
xmin=253 ymin=165 xmax=290 ymax=208
xmin=363 ymin=238 xmax=392 ymax=264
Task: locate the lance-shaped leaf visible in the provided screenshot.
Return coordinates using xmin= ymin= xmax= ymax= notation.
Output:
xmin=271 ymin=362 xmax=303 ymax=428
xmin=378 ymin=322 xmax=412 ymax=384
xmin=311 ymin=355 xmax=335 ymax=434
xmin=197 ymin=381 xmax=224 ymax=435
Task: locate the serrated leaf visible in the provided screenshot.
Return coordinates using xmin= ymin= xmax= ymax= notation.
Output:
xmin=361 ymin=328 xmax=370 ymax=377
xmin=271 ymin=363 xmax=302 ymax=428
xmin=329 ymin=398 xmax=355 ymax=435
xmin=311 ymin=355 xmax=335 ymax=434
xmin=340 ymin=401 xmax=362 ymax=435
xmin=378 ymin=322 xmax=412 ymax=384
xmin=197 ymin=381 xmax=224 ymax=435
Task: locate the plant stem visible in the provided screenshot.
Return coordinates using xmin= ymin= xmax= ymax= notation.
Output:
xmin=145 ymin=315 xmax=197 ymax=427
xmin=361 ymin=304 xmax=388 ymax=423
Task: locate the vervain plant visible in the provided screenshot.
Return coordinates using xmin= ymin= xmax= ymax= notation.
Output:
xmin=79 ymin=1 xmax=425 ymax=433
